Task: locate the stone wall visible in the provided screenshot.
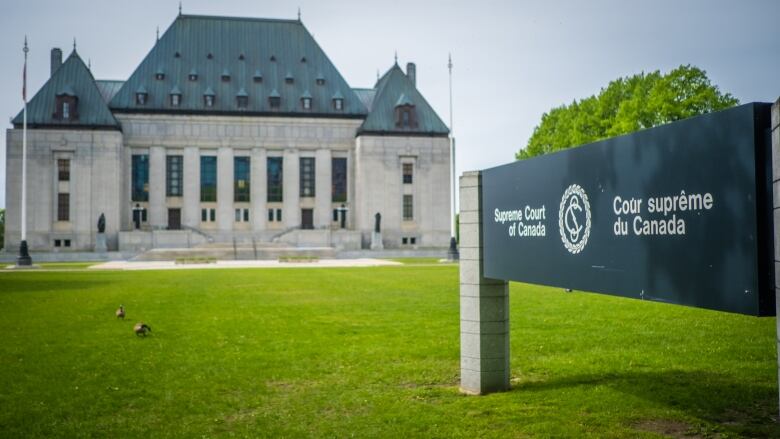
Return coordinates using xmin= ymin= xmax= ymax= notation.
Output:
xmin=354 ymin=134 xmax=451 ymax=249
xmin=4 ymin=128 xmax=123 ymax=251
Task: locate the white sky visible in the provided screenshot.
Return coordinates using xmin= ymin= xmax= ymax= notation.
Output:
xmin=1 ymin=0 xmax=778 ymax=208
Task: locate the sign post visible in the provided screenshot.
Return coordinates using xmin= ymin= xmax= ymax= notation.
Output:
xmin=460 ymin=101 xmax=777 ymax=396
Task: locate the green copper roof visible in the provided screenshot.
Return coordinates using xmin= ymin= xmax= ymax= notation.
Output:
xmin=13 ymin=51 xmax=119 ymax=128
xmin=358 ymin=64 xmax=449 ymax=136
xmin=109 ymin=14 xmax=367 ymax=116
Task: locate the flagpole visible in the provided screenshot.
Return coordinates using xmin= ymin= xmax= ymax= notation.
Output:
xmin=447 ymin=53 xmax=459 ymax=261
xmin=17 ymin=36 xmax=32 ymax=266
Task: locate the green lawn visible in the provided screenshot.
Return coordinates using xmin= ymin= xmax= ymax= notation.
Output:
xmin=0 ymin=266 xmax=777 ymax=438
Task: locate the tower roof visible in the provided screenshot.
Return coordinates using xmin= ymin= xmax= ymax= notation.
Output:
xmin=12 ymin=51 xmax=119 ymax=128
xmin=358 ymin=64 xmax=449 ymax=136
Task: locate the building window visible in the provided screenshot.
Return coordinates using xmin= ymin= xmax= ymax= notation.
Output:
xmin=333 ymin=98 xmax=343 ymax=111
xmin=166 ymin=155 xmax=183 ymax=197
xmin=188 ymin=70 xmax=198 ymax=81
xmin=237 ymin=95 xmax=248 ymax=109
xmin=402 ymin=237 xmax=408 ymax=245
xmin=131 ymin=154 xmax=149 ymax=202
xmin=54 ymin=239 xmax=61 ymax=247
xmin=201 ymin=208 xmax=216 ymax=222
xmin=200 ymin=156 xmax=217 ymax=202
xmin=64 ymin=239 xmax=71 ymax=247
xmin=253 ymin=72 xmax=263 ymax=83
xmin=410 ymin=237 xmax=417 ymax=245
xmin=395 ymin=105 xmax=417 ymax=128
xmin=276 ymin=209 xmax=282 ymax=222
xmin=234 ymin=157 xmax=250 ymax=202
xmin=333 ymin=209 xmax=339 ymax=222
xmin=54 ymin=95 xmax=78 ymax=121
xmin=302 ymin=97 xmax=312 ymax=110
xmin=57 ymin=159 xmax=70 ymax=181
xmin=285 ymin=75 xmax=294 ymax=84
xmin=267 ymin=157 xmax=283 ymax=202
xmin=204 ymin=95 xmax=214 ymax=107
xmin=136 ymin=92 xmax=147 ymax=105
xmin=269 ymin=208 xmax=282 ymax=222
xmin=155 ymin=70 xmax=165 ymax=80
xmin=332 ymin=157 xmax=347 ymax=202
xmin=403 ymin=163 xmax=413 ymax=184
xmin=269 ymin=94 xmax=281 ymax=109
xmin=316 ymin=77 xmax=325 ymax=86
xmin=221 ymin=70 xmax=231 ymax=82
xmin=57 ymin=193 xmax=70 ymax=221
xmin=235 ymin=208 xmax=250 ymax=222
xmin=171 ymin=93 xmax=181 ymax=107
xmin=403 ymin=194 xmax=413 ymax=221
xmin=299 ymin=157 xmax=315 ymax=198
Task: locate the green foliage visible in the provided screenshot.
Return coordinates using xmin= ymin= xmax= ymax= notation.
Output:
xmin=0 ymin=267 xmax=777 ymax=437
xmin=517 ymin=65 xmax=739 ymax=159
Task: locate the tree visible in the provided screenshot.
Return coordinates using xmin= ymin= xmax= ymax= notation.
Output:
xmin=517 ymin=65 xmax=739 ymax=159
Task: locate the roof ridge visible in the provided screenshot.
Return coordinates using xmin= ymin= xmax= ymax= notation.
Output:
xmin=179 ymin=14 xmax=301 ymax=25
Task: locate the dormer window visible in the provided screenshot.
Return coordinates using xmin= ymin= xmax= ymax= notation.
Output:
xmin=54 ymin=88 xmax=79 ymax=121
xmin=188 ymin=69 xmax=198 ymax=81
xmin=221 ymin=69 xmax=231 ymax=82
xmin=238 ymin=53 xmax=245 ymax=61
xmin=155 ymin=68 xmax=165 ymax=80
xmin=394 ymin=94 xmax=418 ymax=128
xmin=301 ymin=56 xmax=307 ymax=63
xmin=269 ymin=89 xmax=281 ymax=109
xmin=301 ymin=92 xmax=312 ymax=110
xmin=270 ymin=55 xmax=276 ymax=62
xmin=333 ymin=98 xmax=343 ymax=111
xmin=253 ymin=70 xmax=263 ymax=83
xmin=135 ymin=85 xmax=148 ymax=105
xmin=285 ymin=74 xmax=294 ymax=84
xmin=236 ymin=89 xmax=248 ymax=109
xmin=170 ymin=85 xmax=182 ymax=107
xmin=316 ymin=75 xmax=325 ymax=86
xmin=204 ymin=87 xmax=215 ymax=107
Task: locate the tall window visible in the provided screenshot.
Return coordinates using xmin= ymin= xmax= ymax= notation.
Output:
xmin=57 ymin=159 xmax=70 ymax=181
xmin=200 ymin=156 xmax=217 ymax=202
xmin=403 ymin=163 xmax=413 ymax=184
xmin=166 ymin=155 xmax=183 ymax=197
xmin=332 ymin=157 xmax=347 ymax=202
xmin=57 ymin=193 xmax=70 ymax=221
xmin=131 ymin=154 xmax=149 ymax=202
xmin=300 ymin=157 xmax=315 ymax=197
xmin=234 ymin=157 xmax=250 ymax=202
xmin=54 ymin=95 xmax=78 ymax=121
xmin=403 ymin=195 xmax=414 ymax=221
xmin=267 ymin=157 xmax=283 ymax=202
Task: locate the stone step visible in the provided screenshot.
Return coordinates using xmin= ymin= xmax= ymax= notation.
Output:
xmin=131 ymin=246 xmax=337 ymax=261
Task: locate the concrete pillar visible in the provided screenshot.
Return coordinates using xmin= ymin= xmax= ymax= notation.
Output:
xmin=182 ymin=146 xmax=200 ymax=228
xmin=315 ymin=148 xmax=332 ymax=228
xmin=217 ymin=147 xmax=234 ymax=231
xmin=251 ymin=148 xmax=267 ymax=232
xmin=772 ymin=99 xmax=780 ymax=417
xmin=283 ymin=148 xmax=300 ymax=228
xmin=148 ymin=146 xmax=166 ymax=229
xmin=459 ymin=170 xmax=510 ymax=395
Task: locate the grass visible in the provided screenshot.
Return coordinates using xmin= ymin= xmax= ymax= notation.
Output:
xmin=2 ymin=261 xmax=98 ymax=270
xmin=0 ymin=265 xmax=777 ymax=438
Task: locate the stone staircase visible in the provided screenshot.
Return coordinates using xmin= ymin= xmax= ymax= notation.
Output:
xmin=131 ymin=240 xmax=336 ymax=261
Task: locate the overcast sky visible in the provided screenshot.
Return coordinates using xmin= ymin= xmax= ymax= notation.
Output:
xmin=1 ymin=0 xmax=778 ymax=208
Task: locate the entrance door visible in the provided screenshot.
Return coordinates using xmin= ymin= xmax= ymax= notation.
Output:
xmin=301 ymin=209 xmax=314 ymax=230
xmin=168 ymin=208 xmax=181 ymax=230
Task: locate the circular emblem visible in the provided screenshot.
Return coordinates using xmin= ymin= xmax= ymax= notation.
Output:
xmin=558 ymin=184 xmax=592 ymax=254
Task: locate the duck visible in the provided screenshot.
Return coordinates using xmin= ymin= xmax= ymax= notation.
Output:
xmin=116 ymin=305 xmax=125 ymax=319
xmin=134 ymin=322 xmax=151 ymax=337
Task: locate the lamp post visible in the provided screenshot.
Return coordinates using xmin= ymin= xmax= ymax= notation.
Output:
xmin=16 ymin=37 xmax=32 ymax=267
xmin=447 ymin=53 xmax=459 ymax=261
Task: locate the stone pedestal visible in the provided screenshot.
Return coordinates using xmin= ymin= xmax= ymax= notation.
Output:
xmin=459 ymin=171 xmax=510 ymax=395
xmin=370 ymin=231 xmax=383 ymax=250
xmin=95 ymin=233 xmax=108 ymax=253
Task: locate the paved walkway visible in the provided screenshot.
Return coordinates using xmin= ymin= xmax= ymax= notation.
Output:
xmin=89 ymin=258 xmax=402 ymax=271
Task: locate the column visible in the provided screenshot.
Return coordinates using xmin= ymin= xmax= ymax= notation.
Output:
xmin=772 ymin=99 xmax=780 ymax=418
xmin=283 ymin=148 xmax=300 ymax=228
xmin=217 ymin=147 xmax=234 ymax=231
xmin=148 ymin=146 xmax=166 ymax=229
xmin=459 ymin=171 xmax=510 ymax=395
xmin=182 ymin=146 xmax=200 ymax=228
xmin=251 ymin=148 xmax=267 ymax=231
xmin=315 ymin=148 xmax=332 ymax=228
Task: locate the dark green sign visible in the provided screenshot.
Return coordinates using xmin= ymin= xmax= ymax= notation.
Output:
xmin=481 ymin=103 xmax=775 ymax=316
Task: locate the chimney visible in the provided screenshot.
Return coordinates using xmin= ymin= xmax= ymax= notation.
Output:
xmin=406 ymin=62 xmax=416 ymax=86
xmin=51 ymin=48 xmax=62 ymax=77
